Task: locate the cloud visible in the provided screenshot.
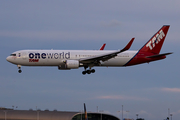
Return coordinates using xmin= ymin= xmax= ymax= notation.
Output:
xmin=136 ymin=110 xmax=154 ymax=119
xmin=101 ymin=19 xmax=121 ymax=27
xmin=0 ymin=30 xmax=70 ymax=40
xmin=172 ymin=110 xmax=180 ymax=115
xmin=138 ymin=110 xmax=150 ymax=115
xmin=0 ymin=30 xmax=129 ymax=41
xmin=96 ymin=95 xmax=150 ymax=101
xmin=161 ymin=88 xmax=180 ymax=93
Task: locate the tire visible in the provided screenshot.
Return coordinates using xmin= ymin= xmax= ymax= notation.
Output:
xmin=18 ymin=70 xmax=22 ymax=73
xmin=87 ymin=70 xmax=91 ymax=74
xmin=91 ymin=69 xmax=95 ymax=73
xmin=82 ymin=71 xmax=86 ymax=75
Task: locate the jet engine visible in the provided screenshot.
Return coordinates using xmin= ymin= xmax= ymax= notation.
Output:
xmin=58 ymin=60 xmax=79 ymax=70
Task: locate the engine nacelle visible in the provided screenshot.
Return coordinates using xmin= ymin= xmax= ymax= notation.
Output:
xmin=58 ymin=60 xmax=79 ymax=70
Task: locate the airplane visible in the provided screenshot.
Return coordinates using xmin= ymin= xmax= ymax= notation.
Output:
xmin=6 ymin=25 xmax=172 ymax=75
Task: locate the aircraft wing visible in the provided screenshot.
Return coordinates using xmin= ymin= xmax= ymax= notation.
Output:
xmin=80 ymin=38 xmax=134 ymax=64
xmin=80 ymin=50 xmax=122 ymax=64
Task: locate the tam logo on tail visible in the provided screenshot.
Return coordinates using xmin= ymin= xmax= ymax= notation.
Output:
xmin=146 ymin=30 xmax=165 ymax=50
xmin=139 ymin=25 xmax=170 ymax=54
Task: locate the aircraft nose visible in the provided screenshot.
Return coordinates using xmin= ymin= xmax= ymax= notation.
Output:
xmin=6 ymin=56 xmax=11 ymax=62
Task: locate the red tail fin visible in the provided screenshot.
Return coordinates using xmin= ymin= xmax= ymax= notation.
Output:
xmin=100 ymin=43 xmax=106 ymax=50
xmin=139 ymin=25 xmax=170 ymax=54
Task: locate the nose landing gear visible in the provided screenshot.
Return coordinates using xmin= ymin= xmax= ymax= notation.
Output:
xmin=18 ymin=65 xmax=22 ymax=73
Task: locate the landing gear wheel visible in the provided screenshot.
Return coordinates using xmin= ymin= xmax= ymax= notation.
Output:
xmin=18 ymin=70 xmax=22 ymax=73
xmin=17 ymin=65 xmax=22 ymax=73
xmin=91 ymin=69 xmax=95 ymax=73
xmin=87 ymin=70 xmax=91 ymax=74
xmin=82 ymin=66 xmax=95 ymax=75
xmin=82 ymin=71 xmax=87 ymax=75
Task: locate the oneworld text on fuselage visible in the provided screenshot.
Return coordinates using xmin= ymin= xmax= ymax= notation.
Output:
xmin=29 ymin=52 xmax=70 ymax=59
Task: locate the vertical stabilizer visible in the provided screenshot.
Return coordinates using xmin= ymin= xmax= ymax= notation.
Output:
xmin=139 ymin=25 xmax=170 ymax=54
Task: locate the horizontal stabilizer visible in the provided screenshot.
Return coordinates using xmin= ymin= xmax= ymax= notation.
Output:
xmin=146 ymin=52 xmax=173 ymax=58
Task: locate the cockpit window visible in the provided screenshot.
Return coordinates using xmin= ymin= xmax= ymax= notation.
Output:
xmin=10 ymin=54 xmax=16 ymax=56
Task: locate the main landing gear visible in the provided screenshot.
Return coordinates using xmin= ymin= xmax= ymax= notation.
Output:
xmin=18 ymin=65 xmax=22 ymax=73
xmin=82 ymin=66 xmax=95 ymax=75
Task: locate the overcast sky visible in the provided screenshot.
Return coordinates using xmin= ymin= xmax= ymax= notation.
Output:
xmin=1 ymin=1 xmax=180 ymax=120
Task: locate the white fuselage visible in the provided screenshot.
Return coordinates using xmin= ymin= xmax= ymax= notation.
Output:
xmin=6 ymin=50 xmax=138 ymax=67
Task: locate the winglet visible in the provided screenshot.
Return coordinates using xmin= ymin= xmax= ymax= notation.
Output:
xmin=84 ymin=103 xmax=88 ymax=120
xmin=120 ymin=38 xmax=135 ymax=52
xmin=100 ymin=43 xmax=106 ymax=50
